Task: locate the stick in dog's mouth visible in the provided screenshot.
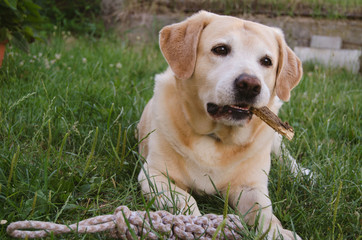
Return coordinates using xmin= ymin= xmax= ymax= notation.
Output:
xmin=250 ymin=106 xmax=295 ymax=140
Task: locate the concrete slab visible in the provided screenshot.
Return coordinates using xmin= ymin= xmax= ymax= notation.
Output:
xmin=310 ymin=35 xmax=342 ymax=49
xmin=294 ymin=47 xmax=361 ymax=73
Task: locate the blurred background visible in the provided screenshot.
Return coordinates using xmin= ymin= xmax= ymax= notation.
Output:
xmin=100 ymin=0 xmax=362 ymax=49
xmin=2 ymin=0 xmax=361 ymax=48
xmin=0 ymin=1 xmax=361 ymax=239
xmin=3 ymin=0 xmax=359 ymax=70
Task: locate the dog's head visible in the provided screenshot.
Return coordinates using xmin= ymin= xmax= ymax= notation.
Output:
xmin=160 ymin=11 xmax=302 ymax=128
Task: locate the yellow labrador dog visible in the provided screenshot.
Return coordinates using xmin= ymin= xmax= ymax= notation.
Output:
xmin=138 ymin=11 xmax=303 ymax=239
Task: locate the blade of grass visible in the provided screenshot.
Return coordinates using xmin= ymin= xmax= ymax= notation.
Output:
xmin=82 ymin=127 xmax=98 ymax=179
xmin=223 ymin=183 xmax=231 ymax=218
xmin=78 ymin=129 xmax=94 ymax=157
xmin=122 ymin=210 xmax=138 ymax=239
xmin=29 ymin=191 xmax=38 ymax=218
xmin=57 ymin=132 xmax=70 ymax=177
xmin=115 ymin=123 xmax=122 ymax=155
xmin=44 ymin=120 xmax=52 ymax=191
xmin=107 ymin=103 xmax=114 ymax=130
xmin=54 ymin=193 xmax=72 ymax=222
xmin=120 ymin=128 xmax=127 ymax=167
xmin=212 ymin=183 xmax=231 ymax=240
xmin=111 ymin=123 xmax=127 ymax=170
xmin=7 ymin=145 xmax=20 ymax=189
xmin=332 ymin=181 xmax=343 ymax=240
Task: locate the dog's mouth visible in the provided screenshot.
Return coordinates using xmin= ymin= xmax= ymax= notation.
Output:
xmin=206 ymin=102 xmax=253 ymax=121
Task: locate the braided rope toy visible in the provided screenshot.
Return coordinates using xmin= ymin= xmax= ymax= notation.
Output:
xmin=7 ymin=206 xmax=246 ymax=239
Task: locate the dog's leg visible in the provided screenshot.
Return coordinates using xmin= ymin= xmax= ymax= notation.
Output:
xmin=272 ymin=133 xmax=311 ymax=177
xmin=138 ymin=164 xmax=201 ymax=216
xmin=229 ymin=186 xmax=301 ymax=240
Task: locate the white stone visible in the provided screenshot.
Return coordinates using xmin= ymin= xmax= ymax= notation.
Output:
xmin=294 ymin=47 xmax=361 ymax=73
xmin=310 ymin=35 xmax=342 ymax=49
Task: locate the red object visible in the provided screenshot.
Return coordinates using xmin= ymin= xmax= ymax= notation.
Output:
xmin=0 ymin=40 xmax=9 ymax=67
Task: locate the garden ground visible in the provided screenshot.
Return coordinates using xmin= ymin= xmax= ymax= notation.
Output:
xmin=0 ymin=30 xmax=361 ymax=239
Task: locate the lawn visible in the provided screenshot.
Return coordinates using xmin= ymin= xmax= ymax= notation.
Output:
xmin=0 ymin=32 xmax=361 ymax=239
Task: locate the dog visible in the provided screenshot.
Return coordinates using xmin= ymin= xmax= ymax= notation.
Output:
xmin=138 ymin=11 xmax=304 ymax=239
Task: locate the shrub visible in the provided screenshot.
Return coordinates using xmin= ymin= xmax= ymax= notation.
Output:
xmin=38 ymin=0 xmax=103 ymax=36
xmin=0 ymin=0 xmax=44 ymax=52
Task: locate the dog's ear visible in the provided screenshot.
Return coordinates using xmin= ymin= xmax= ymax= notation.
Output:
xmin=159 ymin=11 xmax=211 ymax=80
xmin=274 ymin=29 xmax=303 ymax=102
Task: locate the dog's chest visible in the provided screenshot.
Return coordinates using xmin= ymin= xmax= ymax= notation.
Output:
xmin=187 ymin=165 xmax=226 ymax=194
xmin=178 ymin=136 xmax=250 ymax=193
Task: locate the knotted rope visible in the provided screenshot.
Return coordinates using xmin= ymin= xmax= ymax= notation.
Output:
xmin=7 ymin=206 xmax=245 ymax=239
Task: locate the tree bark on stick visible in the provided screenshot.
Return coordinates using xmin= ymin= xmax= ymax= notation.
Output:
xmin=250 ymin=106 xmax=295 ymax=140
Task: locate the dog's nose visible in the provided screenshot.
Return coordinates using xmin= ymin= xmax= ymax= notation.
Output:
xmin=234 ymin=74 xmax=261 ymax=99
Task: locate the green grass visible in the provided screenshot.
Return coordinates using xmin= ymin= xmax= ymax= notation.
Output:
xmin=0 ymin=32 xmax=361 ymax=239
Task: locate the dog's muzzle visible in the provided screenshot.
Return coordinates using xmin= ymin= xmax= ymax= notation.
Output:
xmin=206 ymin=74 xmax=261 ymax=122
xmin=206 ymin=103 xmax=253 ymax=121
xmin=234 ymin=73 xmax=261 ymax=102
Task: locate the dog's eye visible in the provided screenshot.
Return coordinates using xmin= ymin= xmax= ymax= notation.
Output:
xmin=260 ymin=56 xmax=273 ymax=67
xmin=212 ymin=45 xmax=230 ymax=56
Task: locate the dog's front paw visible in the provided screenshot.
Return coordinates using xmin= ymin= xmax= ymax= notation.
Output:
xmin=300 ymin=167 xmax=313 ymax=177
xmin=154 ymin=192 xmax=201 ymax=216
xmin=268 ymin=229 xmax=302 ymax=240
xmin=267 ymin=226 xmax=302 ymax=240
xmin=263 ymin=216 xmax=302 ymax=240
xmin=176 ymin=195 xmax=201 ymax=216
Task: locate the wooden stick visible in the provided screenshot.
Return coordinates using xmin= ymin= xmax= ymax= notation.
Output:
xmin=250 ymin=106 xmax=294 ymax=140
